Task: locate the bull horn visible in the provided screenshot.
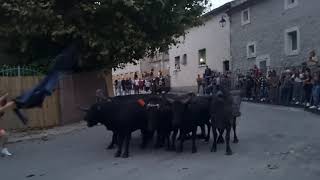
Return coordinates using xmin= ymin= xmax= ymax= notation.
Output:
xmin=181 ymin=93 xmax=194 ymax=104
xmin=78 ymin=106 xmax=90 ymax=112
xmin=164 ymin=96 xmax=175 ymax=104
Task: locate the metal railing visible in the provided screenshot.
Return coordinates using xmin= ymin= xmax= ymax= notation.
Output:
xmin=0 ymin=65 xmax=44 ymax=77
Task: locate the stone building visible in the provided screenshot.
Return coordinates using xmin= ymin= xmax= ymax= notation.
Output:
xmin=229 ymin=0 xmax=320 ymax=73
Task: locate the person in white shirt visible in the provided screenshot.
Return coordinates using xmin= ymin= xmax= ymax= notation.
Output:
xmin=145 ymin=80 xmax=151 ymax=92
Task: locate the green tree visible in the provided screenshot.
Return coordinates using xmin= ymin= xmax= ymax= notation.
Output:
xmin=0 ymin=0 xmax=209 ymax=71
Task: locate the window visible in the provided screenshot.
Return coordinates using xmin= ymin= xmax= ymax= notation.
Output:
xmin=285 ymin=27 xmax=300 ymax=56
xmin=174 ymin=56 xmax=180 ymax=70
xmin=241 ymin=8 xmax=250 ymax=25
xmin=198 ymin=49 xmax=206 ymax=66
xmin=182 ymin=54 xmax=187 ymax=65
xmin=247 ymin=42 xmax=256 ymax=58
xmin=285 ymin=0 xmax=298 ymax=10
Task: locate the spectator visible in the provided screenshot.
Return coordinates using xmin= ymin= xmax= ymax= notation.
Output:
xmin=201 ymin=77 xmax=206 ymax=95
xmin=292 ymin=69 xmax=304 ymax=104
xmin=145 ymin=79 xmax=151 ymax=92
xmin=121 ymin=78 xmax=126 ymax=95
xmin=196 ymin=74 xmax=203 ymax=94
xmin=116 ymin=79 xmax=122 ymax=96
xmin=268 ymin=70 xmax=280 ymax=104
xmin=307 ymin=50 xmax=319 ymax=71
xmin=0 ymin=95 xmax=12 ymax=156
xmin=303 ymin=69 xmax=313 ymax=107
xmin=204 ymin=66 xmax=212 ymax=85
xmin=259 ymin=73 xmax=268 ymax=101
xmin=280 ymin=70 xmax=293 ymax=105
xmin=114 ymin=80 xmax=119 ymax=96
xmin=138 ymin=78 xmax=144 ymax=92
xmin=134 ymin=78 xmax=139 ymax=94
xmin=310 ymin=72 xmax=320 ymax=109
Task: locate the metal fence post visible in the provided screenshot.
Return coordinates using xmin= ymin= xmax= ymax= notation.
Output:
xmin=18 ymin=66 xmax=21 ymax=77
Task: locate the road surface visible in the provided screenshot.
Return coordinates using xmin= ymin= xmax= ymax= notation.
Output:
xmin=1 ymin=102 xmax=320 ymax=180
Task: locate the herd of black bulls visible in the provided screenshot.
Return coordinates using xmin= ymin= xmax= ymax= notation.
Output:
xmin=82 ymin=87 xmax=242 ymax=158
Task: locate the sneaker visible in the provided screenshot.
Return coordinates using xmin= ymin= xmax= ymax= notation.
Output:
xmin=295 ymin=101 xmax=300 ymax=105
xmin=306 ymin=103 xmax=310 ymax=107
xmin=318 ymin=107 xmax=320 ymax=111
xmin=1 ymin=148 xmax=12 ymax=156
xmin=310 ymin=106 xmax=317 ymax=109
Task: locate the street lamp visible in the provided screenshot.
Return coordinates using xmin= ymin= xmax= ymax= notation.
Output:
xmin=219 ymin=15 xmax=227 ymax=28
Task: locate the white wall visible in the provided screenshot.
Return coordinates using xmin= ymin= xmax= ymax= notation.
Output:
xmin=169 ymin=12 xmax=231 ymax=89
xmin=112 ymin=62 xmax=141 ymax=79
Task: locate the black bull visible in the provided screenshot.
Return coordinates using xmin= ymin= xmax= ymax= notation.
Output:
xmin=82 ymin=92 xmax=241 ymax=158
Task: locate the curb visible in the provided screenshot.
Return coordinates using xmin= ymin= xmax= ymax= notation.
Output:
xmin=243 ymin=100 xmax=320 ymax=115
xmin=8 ymin=122 xmax=87 ymax=144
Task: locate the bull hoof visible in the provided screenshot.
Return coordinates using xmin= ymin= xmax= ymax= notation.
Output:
xmin=169 ymin=146 xmax=176 ymax=151
xmin=204 ymin=137 xmax=210 ymax=143
xmin=140 ymin=144 xmax=147 ymax=149
xmin=225 ymin=149 xmax=233 ymax=156
xmin=107 ymin=145 xmax=115 ymax=150
xmin=176 ymin=148 xmax=183 ymax=153
xmin=122 ymin=153 xmax=129 ymax=158
xmin=114 ymin=151 xmax=121 ymax=158
xmin=233 ymin=138 xmax=239 ymax=144
xmin=211 ymin=145 xmax=217 ymax=152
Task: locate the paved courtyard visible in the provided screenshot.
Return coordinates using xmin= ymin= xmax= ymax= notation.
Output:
xmin=1 ymin=102 xmax=320 ymax=180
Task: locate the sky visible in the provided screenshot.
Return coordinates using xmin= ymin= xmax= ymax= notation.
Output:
xmin=210 ymin=0 xmax=233 ymax=8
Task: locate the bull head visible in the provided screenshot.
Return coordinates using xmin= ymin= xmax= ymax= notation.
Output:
xmin=180 ymin=93 xmax=194 ymax=104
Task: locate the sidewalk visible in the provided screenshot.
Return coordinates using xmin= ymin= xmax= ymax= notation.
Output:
xmin=243 ymin=99 xmax=320 ymax=115
xmin=8 ymin=122 xmax=87 ymax=144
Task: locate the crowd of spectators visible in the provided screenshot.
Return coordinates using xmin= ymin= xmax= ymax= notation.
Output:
xmin=196 ymin=50 xmax=320 ymax=111
xmin=236 ymin=51 xmax=320 ymax=110
xmin=114 ymin=71 xmax=170 ymax=96
xmin=196 ymin=66 xmax=232 ymax=95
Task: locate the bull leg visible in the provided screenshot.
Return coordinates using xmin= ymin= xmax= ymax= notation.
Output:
xmin=170 ymin=129 xmax=178 ymax=151
xmin=217 ymin=129 xmax=225 ymax=144
xmin=114 ymin=134 xmax=124 ymax=158
xmin=205 ymin=122 xmax=211 ymax=142
xmin=107 ymin=132 xmax=117 ymax=150
xmin=165 ymin=133 xmax=171 ymax=151
xmin=140 ymin=130 xmax=149 ymax=149
xmin=192 ymin=128 xmax=197 ymax=153
xmin=177 ymin=132 xmax=185 ymax=153
xmin=225 ymin=126 xmax=233 ymax=156
xmin=211 ymin=123 xmax=217 ymax=152
xmin=159 ymin=134 xmax=165 ymax=148
xmin=232 ymin=117 xmax=239 ymax=144
xmin=154 ymin=132 xmax=161 ymax=149
xmin=200 ymin=125 xmax=206 ymax=139
xmin=122 ymin=133 xmax=131 ymax=158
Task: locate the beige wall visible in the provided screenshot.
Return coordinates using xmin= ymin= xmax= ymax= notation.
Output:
xmin=169 ymin=12 xmax=231 ymax=89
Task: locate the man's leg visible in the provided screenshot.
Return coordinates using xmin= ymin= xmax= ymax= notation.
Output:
xmin=0 ymin=130 xmax=12 ymax=156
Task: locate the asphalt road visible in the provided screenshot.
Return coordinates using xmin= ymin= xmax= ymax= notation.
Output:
xmin=1 ymin=102 xmax=320 ymax=180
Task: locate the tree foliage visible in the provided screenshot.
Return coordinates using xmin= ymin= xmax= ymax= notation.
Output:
xmin=0 ymin=0 xmax=209 ymax=70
